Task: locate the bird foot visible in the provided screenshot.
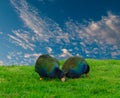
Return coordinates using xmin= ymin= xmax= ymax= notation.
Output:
xmin=40 ymin=77 xmax=43 ymax=80
xmin=86 ymin=73 xmax=89 ymax=77
xmin=61 ymin=77 xmax=66 ymax=82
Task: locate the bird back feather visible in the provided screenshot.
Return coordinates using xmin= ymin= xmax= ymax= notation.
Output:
xmin=62 ymin=56 xmax=90 ymax=78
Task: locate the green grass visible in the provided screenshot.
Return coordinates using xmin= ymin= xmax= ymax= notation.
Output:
xmin=0 ymin=59 xmax=120 ymax=98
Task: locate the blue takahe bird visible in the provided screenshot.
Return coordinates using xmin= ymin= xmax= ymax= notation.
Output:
xmin=62 ymin=56 xmax=90 ymax=78
xmin=35 ymin=54 xmax=65 ymax=82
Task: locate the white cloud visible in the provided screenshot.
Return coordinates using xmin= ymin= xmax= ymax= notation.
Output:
xmin=59 ymin=49 xmax=72 ymax=58
xmin=46 ymin=47 xmax=52 ymax=54
xmin=0 ymin=32 xmax=3 ymax=34
xmin=66 ymin=12 xmax=120 ymax=46
xmin=24 ymin=53 xmax=41 ymax=65
xmin=10 ymin=0 xmax=45 ymax=37
xmin=89 ymin=22 xmax=99 ymax=31
xmin=64 ymin=12 xmax=120 ymax=58
xmin=10 ymin=0 xmax=68 ymax=46
xmin=8 ymin=29 xmax=35 ymax=50
xmin=111 ymin=51 xmax=120 ymax=58
xmin=7 ymin=55 xmax=12 ymax=59
xmin=0 ymin=60 xmax=4 ymax=66
xmin=24 ymin=53 xmax=40 ymax=58
xmin=6 ymin=51 xmax=40 ymax=65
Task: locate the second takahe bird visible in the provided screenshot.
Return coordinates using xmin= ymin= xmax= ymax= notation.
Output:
xmin=62 ymin=56 xmax=90 ymax=78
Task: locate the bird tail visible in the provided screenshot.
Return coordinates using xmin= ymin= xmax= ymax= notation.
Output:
xmin=85 ymin=64 xmax=90 ymax=74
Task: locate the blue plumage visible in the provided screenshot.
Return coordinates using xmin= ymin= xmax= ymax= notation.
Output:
xmin=35 ymin=54 xmax=65 ymax=80
xmin=62 ymin=56 xmax=90 ymax=78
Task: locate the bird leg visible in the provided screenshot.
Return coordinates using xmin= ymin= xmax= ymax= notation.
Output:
xmin=40 ymin=77 xmax=43 ymax=80
xmin=86 ymin=73 xmax=89 ymax=77
xmin=61 ymin=77 xmax=66 ymax=82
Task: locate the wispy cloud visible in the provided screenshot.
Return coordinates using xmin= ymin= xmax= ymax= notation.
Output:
xmin=9 ymin=0 xmax=120 ymax=63
xmin=10 ymin=0 xmax=67 ymax=45
xmin=0 ymin=32 xmax=3 ymax=34
xmin=0 ymin=60 xmax=4 ymax=66
xmin=7 ymin=51 xmax=40 ymax=65
xmin=65 ymin=12 xmax=120 ymax=45
xmin=24 ymin=53 xmax=40 ymax=58
xmin=46 ymin=47 xmax=53 ymax=54
xmin=65 ymin=12 xmax=120 ymax=58
xmin=10 ymin=0 xmax=46 ymax=38
xmin=59 ymin=49 xmax=72 ymax=58
xmin=10 ymin=0 xmax=59 ymax=41
xmin=8 ymin=29 xmax=35 ymax=50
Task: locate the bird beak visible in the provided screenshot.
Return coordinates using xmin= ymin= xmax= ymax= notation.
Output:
xmin=61 ymin=77 xmax=66 ymax=82
xmin=86 ymin=73 xmax=88 ymax=77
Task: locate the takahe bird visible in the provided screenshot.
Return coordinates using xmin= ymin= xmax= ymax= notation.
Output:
xmin=35 ymin=54 xmax=65 ymax=82
xmin=62 ymin=56 xmax=90 ymax=78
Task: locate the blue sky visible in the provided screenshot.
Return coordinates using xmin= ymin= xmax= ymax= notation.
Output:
xmin=0 ymin=0 xmax=120 ymax=65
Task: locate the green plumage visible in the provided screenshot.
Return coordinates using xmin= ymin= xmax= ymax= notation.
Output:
xmin=62 ymin=56 xmax=90 ymax=78
xmin=62 ymin=56 xmax=84 ymax=73
xmin=35 ymin=54 xmax=64 ymax=79
xmin=35 ymin=55 xmax=59 ymax=73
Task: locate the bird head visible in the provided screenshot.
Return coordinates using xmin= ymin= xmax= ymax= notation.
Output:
xmin=55 ymin=68 xmax=66 ymax=82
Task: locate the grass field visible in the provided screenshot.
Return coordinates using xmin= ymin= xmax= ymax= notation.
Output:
xmin=0 ymin=59 xmax=120 ymax=98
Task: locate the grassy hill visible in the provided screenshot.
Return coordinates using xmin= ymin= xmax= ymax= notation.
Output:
xmin=0 ymin=59 xmax=120 ymax=98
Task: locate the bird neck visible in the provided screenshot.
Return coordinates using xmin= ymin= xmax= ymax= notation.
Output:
xmin=55 ymin=67 xmax=65 ymax=79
